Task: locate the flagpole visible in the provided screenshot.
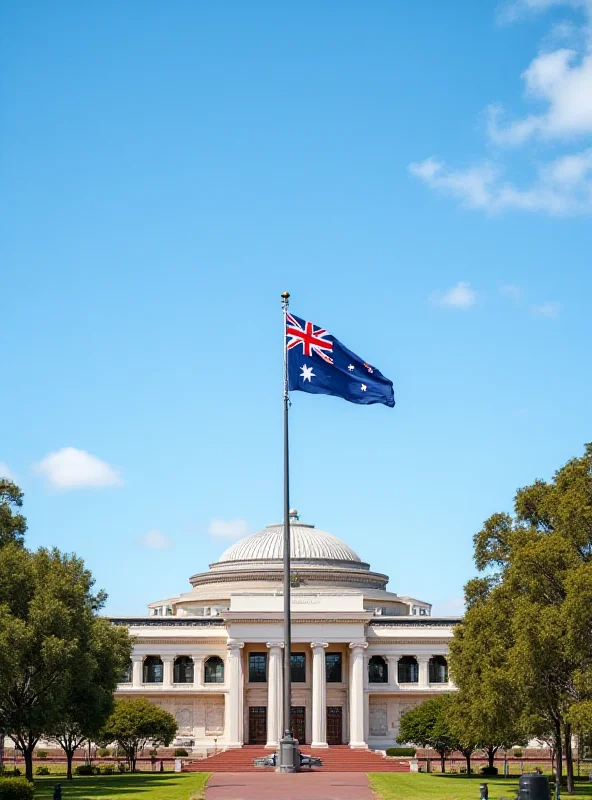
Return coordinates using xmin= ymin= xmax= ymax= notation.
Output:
xmin=279 ymin=290 xmax=295 ymax=772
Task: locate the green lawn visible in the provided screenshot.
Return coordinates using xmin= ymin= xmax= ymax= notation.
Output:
xmin=33 ymin=772 xmax=210 ymax=799
xmin=369 ymin=773 xmax=592 ymax=800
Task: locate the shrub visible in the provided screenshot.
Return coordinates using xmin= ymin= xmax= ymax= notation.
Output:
xmin=0 ymin=777 xmax=35 ymax=799
xmin=385 ymin=747 xmax=417 ymax=757
xmin=117 ymin=761 xmax=128 ymax=773
xmin=36 ymin=749 xmax=48 ymax=759
xmin=97 ymin=747 xmax=111 ymax=758
xmin=481 ymin=765 xmax=499 ymax=776
xmin=74 ymin=763 xmax=96 ymax=776
xmin=513 ymin=747 xmax=523 ymax=758
xmin=99 ymin=763 xmax=116 ymax=775
xmin=0 ymin=769 xmax=21 ymax=778
xmin=148 ymin=748 xmax=158 ymax=757
xmin=174 ymin=748 xmax=189 ymax=757
xmin=35 ymin=765 xmax=50 ymax=775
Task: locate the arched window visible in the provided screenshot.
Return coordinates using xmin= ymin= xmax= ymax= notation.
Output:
xmin=397 ymin=656 xmax=418 ymax=684
xmin=368 ymin=655 xmax=388 ymax=683
xmin=429 ymin=655 xmax=448 ymax=683
xmin=204 ymin=656 xmax=224 ymax=684
xmin=120 ymin=659 xmax=132 ymax=683
xmin=143 ymin=656 xmax=163 ymax=683
xmin=174 ymin=656 xmax=194 ymax=684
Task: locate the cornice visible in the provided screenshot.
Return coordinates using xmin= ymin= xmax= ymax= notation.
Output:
xmin=133 ymin=638 xmax=226 ymax=646
xmin=109 ymin=618 xmax=226 ymax=628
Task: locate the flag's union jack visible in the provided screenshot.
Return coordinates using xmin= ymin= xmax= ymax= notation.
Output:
xmin=286 ymin=312 xmax=334 ymax=364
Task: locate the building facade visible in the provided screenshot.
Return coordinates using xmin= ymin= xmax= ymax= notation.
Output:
xmin=113 ymin=511 xmax=460 ymax=751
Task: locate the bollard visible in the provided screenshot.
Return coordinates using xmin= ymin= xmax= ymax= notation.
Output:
xmin=479 ymin=783 xmax=489 ymax=799
xmin=53 ymin=784 xmax=62 ymax=800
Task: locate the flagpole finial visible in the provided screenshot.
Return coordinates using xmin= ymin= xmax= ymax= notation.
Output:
xmin=281 ymin=291 xmax=290 ymax=311
xmin=281 ymin=291 xmax=290 ymax=300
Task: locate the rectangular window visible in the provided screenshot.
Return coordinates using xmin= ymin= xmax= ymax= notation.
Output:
xmin=326 ymin=652 xmax=342 ymax=683
xmin=249 ymin=652 xmax=267 ymax=682
xmin=291 ymin=653 xmax=306 ymax=682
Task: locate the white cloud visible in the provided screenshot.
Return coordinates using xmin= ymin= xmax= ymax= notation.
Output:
xmin=431 ymin=281 xmax=478 ymax=310
xmin=0 ymin=463 xmax=15 ymax=481
xmin=409 ymin=149 xmax=592 ymax=214
xmin=138 ymin=529 xmax=173 ymax=550
xmin=532 ymin=301 xmax=562 ymax=317
xmin=34 ymin=447 xmax=123 ymax=490
xmin=208 ymin=518 xmax=250 ymax=539
xmin=411 ymin=1 xmax=592 ymax=215
xmin=500 ymin=283 xmax=524 ymax=300
xmin=488 ymin=51 xmax=592 ymax=144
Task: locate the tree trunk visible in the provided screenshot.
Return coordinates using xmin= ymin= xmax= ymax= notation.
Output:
xmin=66 ymin=749 xmax=74 ymax=780
xmin=564 ymin=723 xmax=574 ymax=794
xmin=465 ymin=753 xmax=472 ymax=775
xmin=485 ymin=745 xmax=497 ymax=769
xmin=23 ymin=745 xmax=34 ymax=782
xmin=554 ymin=720 xmax=563 ymax=787
xmin=439 ymin=751 xmax=446 ymax=773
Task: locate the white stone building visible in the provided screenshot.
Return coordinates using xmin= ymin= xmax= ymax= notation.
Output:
xmin=113 ymin=511 xmax=459 ymax=750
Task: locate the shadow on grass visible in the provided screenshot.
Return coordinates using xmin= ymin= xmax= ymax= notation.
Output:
xmin=34 ymin=772 xmax=208 ymax=799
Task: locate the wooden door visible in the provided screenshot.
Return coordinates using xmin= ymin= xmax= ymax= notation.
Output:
xmin=326 ymin=706 xmax=342 ymax=745
xmin=290 ymin=706 xmax=306 ymax=744
xmin=248 ymin=706 xmax=267 ymax=744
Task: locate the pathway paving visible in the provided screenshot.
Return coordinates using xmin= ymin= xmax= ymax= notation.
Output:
xmin=204 ymin=771 xmax=374 ymax=800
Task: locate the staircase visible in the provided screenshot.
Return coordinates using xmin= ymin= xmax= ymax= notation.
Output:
xmin=184 ymin=744 xmax=411 ymax=773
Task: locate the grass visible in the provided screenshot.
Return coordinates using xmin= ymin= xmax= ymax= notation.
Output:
xmin=33 ymin=772 xmax=210 ymax=799
xmin=369 ymin=773 xmax=592 ymax=800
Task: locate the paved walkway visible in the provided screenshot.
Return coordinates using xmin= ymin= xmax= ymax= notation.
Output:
xmin=204 ymin=771 xmax=374 ymax=800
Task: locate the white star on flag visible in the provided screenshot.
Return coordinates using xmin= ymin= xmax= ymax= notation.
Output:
xmin=361 ymin=384 xmax=367 ymax=391
xmin=348 ymin=364 xmax=355 ymax=371
xmin=300 ymin=364 xmax=315 ymax=383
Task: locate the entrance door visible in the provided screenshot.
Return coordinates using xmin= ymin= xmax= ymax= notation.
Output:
xmin=326 ymin=706 xmax=342 ymax=745
xmin=248 ymin=706 xmax=267 ymax=744
xmin=290 ymin=706 xmax=306 ymax=744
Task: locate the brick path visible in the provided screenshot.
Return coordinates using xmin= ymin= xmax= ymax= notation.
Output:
xmin=204 ymin=771 xmax=374 ymax=799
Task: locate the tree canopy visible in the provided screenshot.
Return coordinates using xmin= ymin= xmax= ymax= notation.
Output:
xmin=0 ymin=479 xmax=26 ymax=548
xmin=101 ymin=697 xmax=177 ymax=771
xmin=450 ymin=443 xmax=592 ymax=793
xmin=397 ymin=695 xmax=458 ymax=772
xmin=0 ymin=542 xmax=131 ymax=780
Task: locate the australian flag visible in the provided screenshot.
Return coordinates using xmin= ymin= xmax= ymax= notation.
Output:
xmin=286 ymin=312 xmax=395 ymax=407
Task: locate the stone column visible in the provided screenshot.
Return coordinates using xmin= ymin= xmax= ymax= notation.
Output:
xmin=310 ymin=642 xmax=328 ymax=748
xmin=162 ymin=655 xmax=175 ymax=688
xmin=132 ymin=654 xmax=143 ymax=688
xmin=266 ymin=642 xmax=284 ymax=748
xmin=417 ymin=655 xmax=431 ymax=686
xmin=387 ymin=656 xmax=399 ymax=687
xmin=224 ymin=641 xmax=244 ymax=747
xmin=349 ymin=642 xmax=368 ymax=749
xmin=192 ymin=655 xmax=205 ymax=688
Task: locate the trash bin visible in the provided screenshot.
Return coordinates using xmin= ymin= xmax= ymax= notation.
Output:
xmin=479 ymin=783 xmax=488 ymax=799
xmin=518 ymin=774 xmax=551 ymax=799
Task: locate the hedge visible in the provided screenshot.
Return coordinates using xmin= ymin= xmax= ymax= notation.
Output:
xmin=385 ymin=747 xmax=417 ymax=757
xmin=0 ymin=778 xmax=35 ymax=799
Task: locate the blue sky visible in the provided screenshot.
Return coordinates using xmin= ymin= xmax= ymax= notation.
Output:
xmin=1 ymin=0 xmax=590 ymax=616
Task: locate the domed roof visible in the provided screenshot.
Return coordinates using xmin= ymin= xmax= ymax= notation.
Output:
xmin=217 ymin=517 xmax=362 ymax=565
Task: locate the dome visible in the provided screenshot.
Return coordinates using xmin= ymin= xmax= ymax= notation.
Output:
xmin=217 ymin=520 xmax=362 ymax=565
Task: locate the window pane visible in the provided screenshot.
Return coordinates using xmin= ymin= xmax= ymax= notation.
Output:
xmin=369 ymin=656 xmax=387 ymax=683
xmin=205 ymin=656 xmax=224 ymax=683
xmin=291 ymin=653 xmax=306 ymax=682
xmin=326 ymin=653 xmax=342 ymax=683
xmin=249 ymin=653 xmax=267 ymax=682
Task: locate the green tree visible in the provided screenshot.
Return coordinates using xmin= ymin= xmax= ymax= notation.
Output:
xmin=0 ymin=544 xmax=131 ymax=781
xmin=51 ymin=618 xmax=131 ymax=779
xmin=397 ymin=695 xmax=457 ymax=773
xmin=448 ymin=581 xmax=528 ymax=769
xmin=458 ymin=443 xmax=592 ymax=794
xmin=0 ymin=479 xmax=26 ymax=548
xmin=101 ymin=697 xmax=177 ymax=772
